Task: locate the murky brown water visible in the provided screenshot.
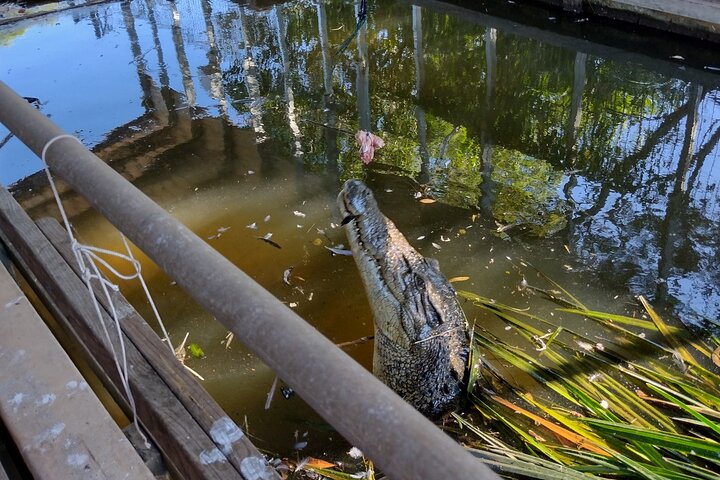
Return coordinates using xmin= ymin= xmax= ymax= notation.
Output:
xmin=2 ymin=0 xmax=719 ymax=458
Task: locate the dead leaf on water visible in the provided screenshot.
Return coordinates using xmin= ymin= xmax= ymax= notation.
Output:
xmin=208 ymin=226 xmax=231 ymax=240
xmin=431 ymin=242 xmax=441 ymax=250
xmin=419 ymin=198 xmax=436 ymax=204
xmin=324 ymin=245 xmax=352 ymax=256
xmin=223 ymin=331 xmax=234 ymax=349
xmin=312 ymin=238 xmax=323 ymax=246
xmin=283 ymin=267 xmax=294 ymax=286
xmin=448 ymin=276 xmax=470 ymax=283
xmin=257 ymin=233 xmax=281 ymax=249
xmin=302 ymin=457 xmax=336 ymax=470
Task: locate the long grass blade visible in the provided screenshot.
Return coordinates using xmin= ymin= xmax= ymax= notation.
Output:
xmin=581 ymin=418 xmax=720 ymax=457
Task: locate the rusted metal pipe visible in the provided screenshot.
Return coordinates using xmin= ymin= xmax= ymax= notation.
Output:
xmin=0 ymin=80 xmax=499 ymax=480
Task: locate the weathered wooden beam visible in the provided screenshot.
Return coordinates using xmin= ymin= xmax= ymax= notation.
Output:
xmin=0 ymin=259 xmax=154 ymax=479
xmin=0 ymin=186 xmax=248 ymax=480
xmin=37 ymin=217 xmax=279 ymax=480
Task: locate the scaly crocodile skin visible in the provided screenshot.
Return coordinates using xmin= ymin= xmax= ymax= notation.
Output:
xmin=338 ymin=179 xmax=469 ymax=417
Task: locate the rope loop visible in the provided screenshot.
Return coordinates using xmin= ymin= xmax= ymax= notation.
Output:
xmin=40 ymin=134 xmax=175 ymax=448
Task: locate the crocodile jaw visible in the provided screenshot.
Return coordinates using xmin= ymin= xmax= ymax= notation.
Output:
xmin=338 ymin=179 xmax=469 ymax=417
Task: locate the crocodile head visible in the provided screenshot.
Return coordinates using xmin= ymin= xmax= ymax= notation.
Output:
xmin=338 ymin=179 xmax=469 ymax=417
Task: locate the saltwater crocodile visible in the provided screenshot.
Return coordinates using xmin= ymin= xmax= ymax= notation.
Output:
xmin=338 ymin=179 xmax=470 ymax=417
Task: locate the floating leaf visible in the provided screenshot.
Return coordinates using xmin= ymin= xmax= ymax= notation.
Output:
xmin=419 ymin=198 xmax=436 ymax=204
xmin=187 ymin=343 xmax=205 ymax=359
xmin=282 ymin=267 xmax=294 ymax=286
xmin=325 ymin=245 xmax=352 ymax=256
xmin=448 ymin=276 xmax=470 ymax=283
xmin=257 ymin=233 xmax=281 ymax=249
xmin=303 ymin=457 xmax=336 ymax=470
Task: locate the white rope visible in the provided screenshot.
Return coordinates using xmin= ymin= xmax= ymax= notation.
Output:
xmin=41 ymin=134 xmax=175 ymax=445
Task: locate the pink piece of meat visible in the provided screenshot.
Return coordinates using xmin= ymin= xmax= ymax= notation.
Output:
xmin=355 ymin=130 xmax=385 ymax=164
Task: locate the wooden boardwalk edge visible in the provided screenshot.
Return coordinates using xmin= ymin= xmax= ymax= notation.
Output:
xmin=0 ymin=186 xmax=279 ymax=480
xmin=0 ymin=254 xmax=154 ymax=478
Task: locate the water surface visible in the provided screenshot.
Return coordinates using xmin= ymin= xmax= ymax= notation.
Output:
xmin=2 ymin=0 xmax=719 ymax=458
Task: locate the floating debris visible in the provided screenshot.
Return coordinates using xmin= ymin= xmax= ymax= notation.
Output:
xmin=282 ymin=267 xmax=294 ymax=285
xmin=348 ymin=447 xmax=363 ymax=459
xmin=207 ymin=226 xmax=231 ymax=240
xmin=187 ymin=343 xmax=205 ymax=359
xmin=325 ymin=245 xmax=352 ymax=256
xmin=419 ymin=198 xmax=436 ymax=204
xmin=440 ymin=235 xmax=450 ymax=242
xmin=245 ymin=222 xmax=258 ymax=230
xmin=223 ymin=331 xmax=234 ymax=350
xmin=431 ymin=242 xmax=441 ymax=250
xmin=257 ymin=233 xmax=281 ymax=249
xmin=264 ymin=215 xmax=271 ymax=222
xmin=448 ymin=276 xmax=470 ymax=283
xmin=174 ymin=333 xmax=205 ymax=380
xmin=293 ymin=210 xmax=306 ymax=218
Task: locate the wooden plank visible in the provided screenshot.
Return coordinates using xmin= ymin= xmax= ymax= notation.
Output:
xmin=0 ymin=262 xmax=154 ymax=479
xmin=597 ymin=0 xmax=720 ymax=26
xmin=0 ymin=186 xmax=244 ymax=480
xmin=529 ymin=0 xmax=720 ymax=41
xmin=37 ymin=217 xmax=280 ymax=480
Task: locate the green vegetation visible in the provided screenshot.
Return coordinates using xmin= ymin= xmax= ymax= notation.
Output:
xmin=450 ymin=282 xmax=720 ymax=479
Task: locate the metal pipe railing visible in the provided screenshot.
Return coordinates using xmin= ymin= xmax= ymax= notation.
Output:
xmin=0 ymin=81 xmax=499 ymax=480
